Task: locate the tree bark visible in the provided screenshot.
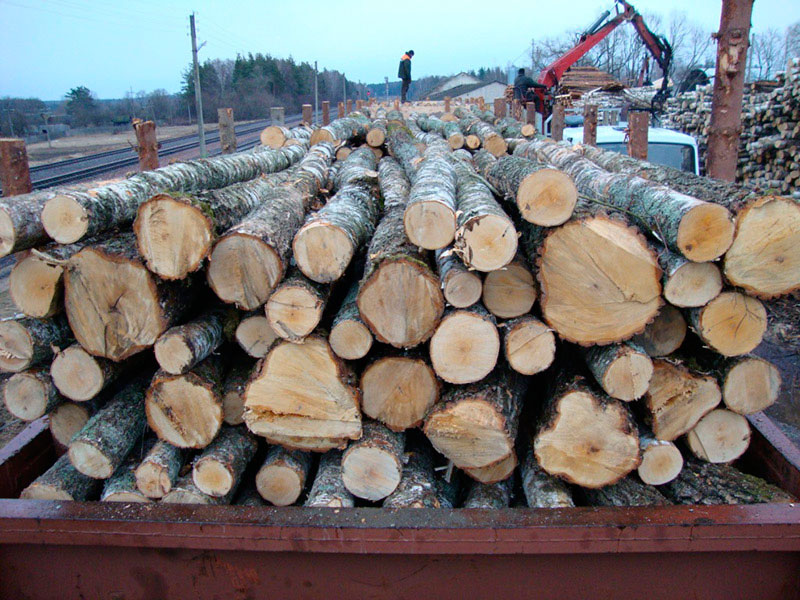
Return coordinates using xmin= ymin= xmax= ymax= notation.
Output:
xmin=221 ymin=361 xmax=254 ymax=426
xmin=383 ymin=444 xmax=442 ymax=508
xmin=494 ymin=116 xmax=536 ymax=139
xmin=463 ymin=479 xmax=511 ymax=509
xmin=265 ymin=268 xmax=330 ymax=342
xmin=20 ymin=453 xmax=101 ymax=501
xmin=429 ymin=303 xmax=500 ymax=385
xmin=260 ymin=124 xmax=312 ymax=149
xmin=582 ymin=477 xmax=671 ymax=507
xmin=146 ymin=356 xmax=225 ymax=449
xmin=404 ymin=143 xmax=458 ymax=250
xmin=434 ymin=247 xmax=482 ymax=308
xmin=385 ymin=121 xmax=424 ymax=179
xmin=154 ymin=309 xmax=236 ymax=375
xmin=685 ymin=408 xmax=750 ymax=463
xmin=243 ymin=335 xmax=362 ymax=451
xmin=192 ymin=425 xmax=259 ymax=497
xmin=584 ymin=342 xmax=653 ymax=402
xmin=0 ymin=314 xmax=72 ymax=373
xmin=3 ymin=367 xmax=64 ymax=421
xmin=414 ymin=114 xmax=464 ymax=149
xmin=309 ymin=112 xmax=371 ymax=145
xmin=134 ymin=439 xmax=188 ymax=499
xmin=424 ymin=368 xmax=525 ymax=470
xmin=342 ymin=419 xmax=405 ymax=501
xmin=161 ymin=473 xmax=236 ymax=505
xmin=329 ymin=281 xmax=373 ymax=360
xmin=503 ymin=315 xmax=556 ymax=376
xmin=304 ymin=449 xmax=355 ymax=507
xmin=458 ymin=115 xmax=507 ymax=157
xmin=534 ymin=373 xmax=641 ymax=488
xmin=101 ymin=441 xmax=155 ymax=503
xmin=687 ymin=291 xmax=766 ymax=356
xmin=50 ymin=343 xmax=132 ymax=402
xmin=521 ymin=445 xmax=575 ymax=507
xmin=64 ymin=233 xmax=193 ymax=361
xmin=68 ymin=376 xmax=149 ymax=479
xmin=255 ymin=445 xmax=312 ymax=506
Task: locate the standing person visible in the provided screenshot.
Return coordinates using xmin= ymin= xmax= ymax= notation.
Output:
xmin=398 ymin=50 xmax=414 ymax=104
xmin=513 ymin=68 xmax=547 ymax=112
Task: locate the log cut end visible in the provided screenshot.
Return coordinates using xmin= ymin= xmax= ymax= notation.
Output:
xmin=465 ymin=134 xmax=481 ymax=150
xmin=535 ymin=390 xmax=641 ymax=488
xmin=146 ymin=373 xmax=223 ymax=448
xmin=504 ymin=317 xmax=556 ymax=375
xmin=517 ymin=169 xmax=578 ymax=226
xmin=0 ymin=207 xmax=18 ymax=257
xmin=260 ymin=126 xmax=288 ymax=149
xmin=329 ymin=320 xmax=373 ymax=361
xmin=457 ymin=214 xmax=518 ymax=273
xmin=638 ymin=440 xmax=683 ymax=485
xmin=483 ymin=134 xmax=508 ymax=157
xmin=207 ymin=235 xmax=284 ymax=310
xmin=539 ymin=218 xmax=661 ymax=345
xmin=49 ymin=402 xmax=90 ymax=447
xmin=723 ymin=357 xmax=781 ymax=415
xmin=135 ymin=194 xmax=213 ymax=280
xmin=676 ymin=203 xmax=733 ymax=262
xmin=430 ymin=309 xmax=500 ymax=384
xmin=686 ymin=409 xmax=751 ymax=463
xmin=41 ymin=194 xmax=89 ymax=244
xmin=342 ymin=447 xmax=403 ymax=501
xmin=309 ymin=129 xmax=335 ymax=146
xmin=442 ymin=267 xmax=482 ymax=308
xmin=68 ymin=440 xmax=114 ymax=479
xmin=463 ymin=451 xmax=517 ymax=484
xmin=482 ymin=260 xmax=536 ymax=319
xmin=447 ymin=133 xmax=465 ymax=150
xmin=266 ymin=284 xmax=325 ymax=342
xmin=235 ymin=314 xmax=278 ymax=358
xmin=357 ymin=259 xmax=444 ymax=348
xmin=404 ymin=201 xmax=456 ymax=250
xmin=693 ymin=292 xmax=767 ymax=356
xmin=255 ymin=464 xmax=303 ymax=506
xmin=4 ymin=371 xmax=52 ymax=421
xmin=0 ymin=321 xmax=34 ymax=372
xmin=599 ymin=347 xmax=653 ymax=402
xmin=367 ymin=128 xmax=386 ymax=147
xmin=293 ymin=223 xmax=354 ymax=283
xmin=193 ymin=460 xmax=235 ymax=497
xmin=361 ymin=356 xmax=438 ymax=431
xmin=10 ymin=253 xmax=63 ymax=318
xmin=723 ymin=196 xmax=800 ymax=297
xmin=135 ymin=461 xmax=174 ymax=499
xmin=632 ymin=305 xmax=686 ymax=357
xmin=664 ymin=260 xmax=723 ymax=308
xmin=51 ymin=345 xmax=106 ymax=401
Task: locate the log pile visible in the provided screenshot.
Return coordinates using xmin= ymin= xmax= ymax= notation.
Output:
xmin=8 ymin=105 xmax=794 ymax=510
xmin=663 ymin=58 xmax=800 ymax=196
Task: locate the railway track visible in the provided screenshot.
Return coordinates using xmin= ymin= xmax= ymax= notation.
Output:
xmin=25 ymin=114 xmax=303 ymax=191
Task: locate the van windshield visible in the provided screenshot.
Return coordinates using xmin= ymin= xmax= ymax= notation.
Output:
xmin=598 ymin=142 xmax=696 ymax=173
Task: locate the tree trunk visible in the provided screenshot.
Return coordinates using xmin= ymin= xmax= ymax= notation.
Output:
xmin=329 ymin=281 xmax=373 ymax=360
xmin=64 ymin=233 xmax=193 ymax=362
xmin=309 ymin=112 xmax=371 ymax=145
xmin=685 ymin=408 xmax=751 ymax=463
xmin=521 ymin=446 xmax=575 ymax=508
xmin=356 ymin=158 xmax=444 ymax=348
xmin=146 ymin=356 xmax=225 ymax=449
xmin=481 ymin=253 xmax=537 ymax=320
xmin=154 ymin=309 xmax=236 ymax=375
xmin=382 ymin=444 xmax=442 ymax=508
xmin=206 ymin=144 xmax=334 ymax=310
xmin=458 ymin=116 xmax=507 ymax=157
xmin=161 ymin=473 xmax=236 ymax=505
xmin=134 ymin=439 xmax=187 ymax=499
xmin=429 ymin=303 xmax=500 ymax=384
xmin=503 ymin=315 xmax=556 ymax=376
xmin=642 ymin=359 xmax=721 ymax=441
xmin=476 ymin=150 xmax=577 ymax=226
xmin=4 ymin=367 xmax=63 ymax=421
xmin=293 ymin=148 xmax=380 ymax=283
xmin=514 ymin=140 xmax=734 ymax=262
xmin=304 ymin=449 xmax=355 ymax=507
xmin=132 ymin=157 xmax=306 ymax=281
xmin=414 ymin=114 xmax=464 ymax=150
xmin=450 ymin=154 xmax=518 ymax=272
xmin=404 ymin=144 xmax=458 ymax=250
xmin=0 ymin=314 xmax=72 ymax=373
xmin=49 ymin=401 xmax=94 ymax=447
xmin=243 ymin=335 xmax=362 ymax=451
xmin=582 ymin=477 xmax=671 ymax=507
xmin=341 ymin=420 xmax=405 ymax=501
xmin=42 ymin=144 xmax=307 ymax=245
xmin=631 ymin=304 xmax=687 ymax=357
xmin=434 ymin=248 xmax=482 ymax=308
xmin=534 ymin=202 xmax=662 ymax=346
xmin=192 ymin=425 xmax=259 ymax=497
xmin=50 ymin=343 xmax=131 ymax=402
xmin=255 ymin=446 xmax=312 ymax=506
xmin=688 ymin=291 xmax=767 ymax=356
xmin=260 ymin=124 xmax=312 ymax=149
xmin=463 ymin=479 xmax=511 ymax=508
xmin=360 ymin=348 xmax=439 ymax=432
xmin=584 ymin=342 xmax=653 ymax=402
xmin=659 ymin=249 xmax=723 ymax=308
xmin=659 ymin=459 xmax=794 ymax=505
xmin=424 ymin=368 xmax=525 ymax=470
xmin=235 ymin=312 xmax=278 ymax=358
xmin=222 ymin=361 xmax=254 ymax=426
xmin=463 ymin=451 xmax=517 ymax=484
xmin=494 ymin=117 xmax=536 ymax=139
xmin=68 ymin=377 xmax=149 ymax=479
xmin=534 ymin=373 xmax=641 ymax=488
xmin=385 ymin=121 xmax=424 ymax=179
xmin=265 ymin=268 xmax=330 ymax=342
xmin=367 ymin=118 xmax=387 ymax=148
xmin=20 ymin=453 xmax=101 ymax=501
xmin=698 ymin=354 xmax=782 ymax=415
xmin=638 ymin=427 xmax=683 ymax=485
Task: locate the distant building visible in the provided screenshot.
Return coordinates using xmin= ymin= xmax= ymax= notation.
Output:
xmin=427 ymin=80 xmax=508 ymax=104
xmin=427 ymin=72 xmax=481 ymax=97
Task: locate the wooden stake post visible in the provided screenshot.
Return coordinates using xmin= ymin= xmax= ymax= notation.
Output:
xmin=345 ymin=100 xmax=353 ymax=115
xmin=338 ymin=102 xmax=345 ymax=118
xmin=444 ymin=97 xmax=451 ymax=112
xmin=0 ymin=138 xmax=32 ymax=196
xmin=583 ymin=104 xmax=598 ymax=146
xmin=132 ymin=120 xmax=159 ymax=171
xmin=551 ymin=103 xmax=565 ymax=141
xmin=217 ymin=108 xmax=236 ymax=155
xmin=322 ymin=101 xmax=330 ymax=125
xmin=302 ymin=104 xmax=313 ymax=125
xmin=526 ymin=104 xmax=537 ymax=133
xmin=628 ymin=111 xmax=649 ymax=161
xmin=493 ymin=98 xmax=506 ymax=119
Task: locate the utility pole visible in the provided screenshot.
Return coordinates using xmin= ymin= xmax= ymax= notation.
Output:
xmin=530 ymin=38 xmax=535 ymax=74
xmin=384 ymin=76 xmax=389 ymax=102
xmin=314 ymin=61 xmax=319 ymax=126
xmin=190 ymin=13 xmax=207 ymax=158
xmin=342 ymin=73 xmax=346 ymax=109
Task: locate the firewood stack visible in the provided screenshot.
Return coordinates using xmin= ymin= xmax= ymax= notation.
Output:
xmin=7 ymin=103 xmax=795 ymax=509
xmin=664 ymin=58 xmax=800 ymax=196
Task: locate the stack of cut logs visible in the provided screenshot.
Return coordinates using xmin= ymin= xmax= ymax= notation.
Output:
xmin=664 ymin=58 xmax=800 ymax=195
xmin=5 ymin=101 xmax=797 ymax=509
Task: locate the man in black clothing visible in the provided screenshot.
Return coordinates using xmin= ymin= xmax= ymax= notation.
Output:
xmin=398 ymin=50 xmax=414 ymax=103
xmin=513 ymin=68 xmax=545 ymax=102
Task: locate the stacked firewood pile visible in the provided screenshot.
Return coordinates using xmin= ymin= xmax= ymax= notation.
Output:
xmin=663 ymin=58 xmax=800 ymax=195
xmin=2 ymin=102 xmax=797 ymax=509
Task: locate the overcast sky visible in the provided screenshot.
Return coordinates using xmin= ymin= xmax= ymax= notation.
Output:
xmin=1 ymin=0 xmax=799 ymax=100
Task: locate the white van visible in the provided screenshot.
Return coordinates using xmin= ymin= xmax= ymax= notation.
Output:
xmin=560 ymin=124 xmax=701 ymax=175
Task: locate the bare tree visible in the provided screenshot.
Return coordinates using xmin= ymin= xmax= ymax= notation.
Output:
xmin=751 ymin=29 xmax=784 ymax=79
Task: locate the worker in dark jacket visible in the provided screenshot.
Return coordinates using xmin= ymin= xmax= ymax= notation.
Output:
xmin=398 ymin=50 xmax=414 ymax=103
xmin=513 ymin=68 xmax=545 ymax=101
